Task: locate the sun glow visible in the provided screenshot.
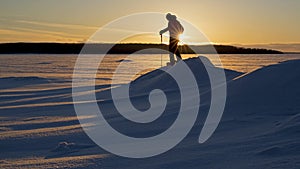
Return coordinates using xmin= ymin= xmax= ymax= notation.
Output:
xmin=179 ymin=34 xmax=187 ymax=45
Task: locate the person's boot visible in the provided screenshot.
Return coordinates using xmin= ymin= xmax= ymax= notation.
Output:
xmin=166 ymin=62 xmax=175 ymax=66
xmin=176 ymin=55 xmax=182 ymax=62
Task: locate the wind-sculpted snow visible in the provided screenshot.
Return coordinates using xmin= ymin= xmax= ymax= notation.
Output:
xmin=1 ymin=58 xmax=300 ymax=168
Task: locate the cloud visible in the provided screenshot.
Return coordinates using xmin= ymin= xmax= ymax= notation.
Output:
xmin=0 ymin=28 xmax=83 ymax=43
xmin=12 ymin=19 xmax=142 ymax=34
xmin=15 ymin=20 xmax=98 ymax=31
xmin=0 ymin=18 xmax=144 ymax=43
xmin=0 ymin=18 xmax=98 ymax=42
xmin=11 ymin=27 xmax=85 ymax=39
xmin=0 ymin=29 xmax=19 ymax=35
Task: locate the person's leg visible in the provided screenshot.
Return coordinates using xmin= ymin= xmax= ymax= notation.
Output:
xmin=169 ymin=38 xmax=177 ymax=65
xmin=169 ymin=53 xmax=176 ymax=65
xmin=170 ymin=38 xmax=182 ymax=62
xmin=175 ymin=47 xmax=182 ymax=61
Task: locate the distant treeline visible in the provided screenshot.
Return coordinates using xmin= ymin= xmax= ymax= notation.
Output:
xmin=0 ymin=43 xmax=283 ymax=54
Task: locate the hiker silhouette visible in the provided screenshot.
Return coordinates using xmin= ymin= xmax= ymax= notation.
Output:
xmin=160 ymin=13 xmax=184 ymax=65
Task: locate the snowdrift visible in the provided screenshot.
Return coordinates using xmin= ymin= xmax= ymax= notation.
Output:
xmin=227 ymin=59 xmax=300 ymax=116
xmin=1 ymin=57 xmax=300 ymax=169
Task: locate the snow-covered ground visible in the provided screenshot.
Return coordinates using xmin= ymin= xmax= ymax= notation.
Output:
xmin=0 ymin=56 xmax=299 ymax=168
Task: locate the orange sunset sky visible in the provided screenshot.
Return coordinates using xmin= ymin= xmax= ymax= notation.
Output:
xmin=0 ymin=0 xmax=299 ymax=52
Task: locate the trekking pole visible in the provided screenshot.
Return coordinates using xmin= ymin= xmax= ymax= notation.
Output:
xmin=160 ymin=34 xmax=163 ymax=67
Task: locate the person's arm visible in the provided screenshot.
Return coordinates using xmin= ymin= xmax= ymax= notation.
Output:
xmin=159 ymin=27 xmax=168 ymax=35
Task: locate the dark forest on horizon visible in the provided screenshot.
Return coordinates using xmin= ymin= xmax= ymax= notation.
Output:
xmin=0 ymin=43 xmax=283 ymax=54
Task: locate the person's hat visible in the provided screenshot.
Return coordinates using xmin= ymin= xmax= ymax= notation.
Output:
xmin=166 ymin=13 xmax=176 ymax=20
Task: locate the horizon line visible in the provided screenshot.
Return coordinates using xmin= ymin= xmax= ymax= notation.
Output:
xmin=1 ymin=42 xmax=300 ymax=52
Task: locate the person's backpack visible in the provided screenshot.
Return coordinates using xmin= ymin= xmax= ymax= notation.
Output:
xmin=177 ymin=21 xmax=184 ymax=34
